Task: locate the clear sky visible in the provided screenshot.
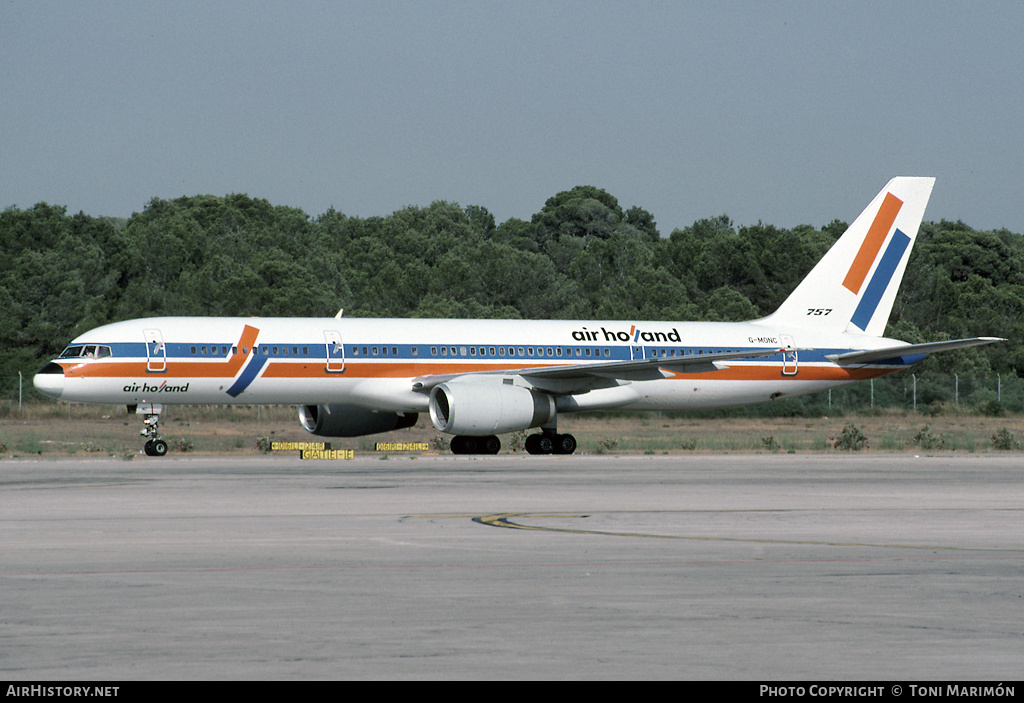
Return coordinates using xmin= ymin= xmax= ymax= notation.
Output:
xmin=3 ymin=1 xmax=1022 ymax=234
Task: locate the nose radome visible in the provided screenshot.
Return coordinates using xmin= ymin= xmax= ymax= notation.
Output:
xmin=33 ymin=362 xmax=65 ymax=399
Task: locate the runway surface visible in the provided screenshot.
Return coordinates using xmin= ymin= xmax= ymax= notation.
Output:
xmin=2 ymin=452 xmax=1022 ymax=680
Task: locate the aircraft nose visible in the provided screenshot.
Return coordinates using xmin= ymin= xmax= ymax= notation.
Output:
xmin=33 ymin=362 xmax=65 ymax=399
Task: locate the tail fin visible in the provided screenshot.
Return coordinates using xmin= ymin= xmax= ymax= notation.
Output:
xmin=763 ymin=177 xmax=935 ymax=337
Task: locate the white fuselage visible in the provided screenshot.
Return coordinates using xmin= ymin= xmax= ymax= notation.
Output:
xmin=36 ymin=316 xmax=904 ymax=413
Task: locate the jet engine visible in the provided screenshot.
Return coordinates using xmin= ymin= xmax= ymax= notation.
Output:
xmin=428 ymin=378 xmax=555 ymax=435
xmin=299 ymin=404 xmax=418 ymax=437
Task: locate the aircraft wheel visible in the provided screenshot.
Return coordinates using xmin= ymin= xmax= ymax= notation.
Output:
xmin=452 ymin=435 xmax=489 ymax=455
xmin=553 ymin=433 xmax=577 ymax=455
xmin=526 ymin=433 xmax=553 ymax=455
xmin=151 ymin=439 xmax=168 ymax=457
xmin=143 ymin=441 xmax=154 ymax=456
xmin=483 ymin=436 xmax=501 ymax=454
xmin=537 ymin=434 xmax=554 ymax=454
xmin=524 ymin=434 xmax=539 ymax=454
xmin=450 ymin=436 xmax=466 ymax=454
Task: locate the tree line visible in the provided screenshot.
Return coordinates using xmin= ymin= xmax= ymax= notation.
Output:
xmin=2 ymin=185 xmax=1022 ymax=382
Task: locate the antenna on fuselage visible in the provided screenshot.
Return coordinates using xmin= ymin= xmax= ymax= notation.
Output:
xmin=335 ymin=309 xmax=344 ymax=318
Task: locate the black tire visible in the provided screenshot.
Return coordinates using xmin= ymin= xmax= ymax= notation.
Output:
xmin=151 ymin=439 xmax=168 ymax=457
xmin=143 ymin=440 xmax=154 ymax=456
xmin=536 ymin=434 xmax=554 ymax=454
xmin=553 ymin=433 xmax=577 ymax=455
xmin=450 ymin=436 xmax=466 ymax=454
xmin=452 ymin=436 xmax=483 ymax=455
xmin=525 ymin=434 xmax=541 ymax=454
xmin=483 ymin=436 xmax=501 ymax=454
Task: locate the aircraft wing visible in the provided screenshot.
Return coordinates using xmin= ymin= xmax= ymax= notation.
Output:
xmin=825 ymin=337 xmax=1005 ymax=365
xmin=412 ymin=347 xmax=786 ymax=395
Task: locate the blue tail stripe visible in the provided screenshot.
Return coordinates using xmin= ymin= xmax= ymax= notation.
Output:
xmin=850 ymin=229 xmax=910 ymax=331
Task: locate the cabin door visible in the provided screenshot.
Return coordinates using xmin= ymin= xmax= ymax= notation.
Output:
xmin=144 ymin=329 xmax=167 ymax=373
xmin=780 ymin=334 xmax=798 ymax=376
xmin=324 ymin=330 xmax=345 ymax=373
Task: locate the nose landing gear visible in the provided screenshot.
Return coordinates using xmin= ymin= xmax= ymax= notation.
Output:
xmin=132 ymin=403 xmax=168 ymax=457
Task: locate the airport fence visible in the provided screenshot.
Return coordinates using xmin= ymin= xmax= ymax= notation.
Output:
xmin=3 ymin=372 xmax=1024 ymax=418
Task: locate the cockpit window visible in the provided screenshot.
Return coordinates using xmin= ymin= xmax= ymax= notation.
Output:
xmin=59 ymin=345 xmax=111 ymax=359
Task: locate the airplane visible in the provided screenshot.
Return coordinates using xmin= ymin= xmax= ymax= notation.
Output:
xmin=33 ymin=177 xmax=1002 ymax=456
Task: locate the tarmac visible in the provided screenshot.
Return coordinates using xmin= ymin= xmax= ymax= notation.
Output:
xmin=2 ymin=452 xmax=1022 ymax=680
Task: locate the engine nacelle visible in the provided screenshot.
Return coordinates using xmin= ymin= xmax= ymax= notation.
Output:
xmin=428 ymin=379 xmax=555 ymax=435
xmin=299 ymin=404 xmax=418 ymax=437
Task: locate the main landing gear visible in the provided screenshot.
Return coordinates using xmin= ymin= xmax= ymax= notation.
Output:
xmin=448 ymin=429 xmax=578 ymax=455
xmin=450 ymin=435 xmax=501 ymax=455
xmin=524 ymin=429 xmax=577 ymax=455
xmin=131 ymin=403 xmax=168 ymax=457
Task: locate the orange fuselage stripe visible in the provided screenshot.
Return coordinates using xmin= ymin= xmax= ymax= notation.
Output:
xmin=60 ymin=360 xmax=897 ymax=383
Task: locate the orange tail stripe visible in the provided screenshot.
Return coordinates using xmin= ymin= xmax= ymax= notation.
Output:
xmin=842 ymin=192 xmax=903 ymax=294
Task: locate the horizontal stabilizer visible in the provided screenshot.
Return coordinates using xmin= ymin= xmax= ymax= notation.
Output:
xmin=826 ymin=337 xmax=1004 ymax=365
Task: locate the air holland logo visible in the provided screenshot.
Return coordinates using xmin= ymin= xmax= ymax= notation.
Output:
xmin=571 ymin=325 xmax=682 ymax=343
xmin=844 ymin=192 xmax=911 ymax=331
xmin=122 ymin=381 xmax=190 ymax=393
